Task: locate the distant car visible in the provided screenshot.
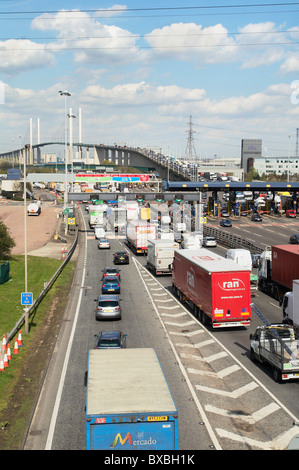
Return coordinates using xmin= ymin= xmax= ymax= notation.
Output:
xmin=203 ymin=236 xmax=217 ymax=247
xmin=102 ymin=267 xmax=121 ymax=280
xmin=95 ymin=294 xmax=121 ymax=321
xmin=290 ymin=234 xmax=299 ymax=244
xmin=113 ymin=251 xmax=129 ymax=264
xmin=286 ymin=209 xmax=296 ymax=218
xmin=251 ymin=213 xmax=262 ymax=222
xmin=95 ymin=330 xmax=127 ymax=349
xmin=102 ymin=275 xmax=120 ymax=294
xmin=220 ymin=218 xmax=232 ymax=227
xmin=251 ymin=253 xmax=261 ymax=268
xmin=98 ymin=238 xmax=110 ymax=249
xmin=220 ymin=209 xmax=230 ymax=218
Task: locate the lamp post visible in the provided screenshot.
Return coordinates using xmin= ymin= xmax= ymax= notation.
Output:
xmin=58 ymin=90 xmax=71 ymax=208
xmin=287 ymin=134 xmax=291 ymax=182
xmin=68 ymin=110 xmax=76 ymax=194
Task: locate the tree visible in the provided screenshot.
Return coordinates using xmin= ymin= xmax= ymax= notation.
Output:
xmin=0 ymin=219 xmax=15 ymax=260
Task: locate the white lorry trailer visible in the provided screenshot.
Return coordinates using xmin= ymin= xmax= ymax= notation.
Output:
xmin=85 ymin=348 xmax=179 ymax=450
xmin=27 ymin=200 xmax=41 ymax=216
xmin=147 ymin=239 xmax=179 ymax=275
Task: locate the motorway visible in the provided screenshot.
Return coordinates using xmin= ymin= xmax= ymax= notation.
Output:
xmin=24 ymin=207 xmax=299 ymax=451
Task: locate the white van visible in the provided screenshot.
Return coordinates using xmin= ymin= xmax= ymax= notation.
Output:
xmin=225 ymin=249 xmax=252 ymax=271
xmin=181 ymin=233 xmax=203 ymax=249
xmin=95 ymin=226 xmax=106 ymax=239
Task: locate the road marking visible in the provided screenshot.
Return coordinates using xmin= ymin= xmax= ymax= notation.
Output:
xmin=196 ymin=381 xmax=259 ymax=398
xmin=205 ymin=402 xmax=280 ymax=424
xmin=165 ymin=320 xmax=197 ymax=327
xmin=161 ymin=312 xmax=189 ymax=318
xmin=188 ymin=364 xmax=241 ymax=379
xmin=216 ymin=426 xmax=299 ymax=450
xmin=181 ymin=351 xmax=228 ymax=363
xmin=175 ymin=339 xmax=215 ymax=348
xmin=170 ymin=330 xmax=204 ymax=337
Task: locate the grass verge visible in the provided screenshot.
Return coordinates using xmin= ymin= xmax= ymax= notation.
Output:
xmin=0 ymin=255 xmax=76 ymax=449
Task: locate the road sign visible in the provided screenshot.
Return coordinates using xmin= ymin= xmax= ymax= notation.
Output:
xmin=68 ymin=217 xmax=76 ymax=225
xmin=21 ymin=292 xmax=33 ymax=305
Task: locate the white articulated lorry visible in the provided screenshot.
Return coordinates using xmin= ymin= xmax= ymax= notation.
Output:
xmin=147 ymin=239 xmax=179 ymax=275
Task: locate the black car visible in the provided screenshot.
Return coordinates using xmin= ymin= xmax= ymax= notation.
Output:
xmin=251 ymin=213 xmax=262 ymax=222
xmin=220 ymin=218 xmax=232 ymax=227
xmin=113 ymin=251 xmax=129 ymax=264
xmin=290 ymin=234 xmax=299 ymax=244
xmin=95 ymin=330 xmax=127 ymax=349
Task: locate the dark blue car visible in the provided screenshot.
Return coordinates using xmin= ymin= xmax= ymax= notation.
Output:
xmin=220 ymin=218 xmax=232 ymax=227
xmin=101 ymin=275 xmax=120 ymax=294
xmin=95 ymin=330 xmax=127 ymax=349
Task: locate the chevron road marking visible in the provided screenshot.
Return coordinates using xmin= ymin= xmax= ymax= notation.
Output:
xmin=196 ymin=381 xmax=259 ymax=398
xmin=188 ymin=364 xmax=241 ymax=379
xmin=169 ymin=330 xmax=204 ymax=337
xmin=215 ymin=425 xmax=299 ymax=450
xmin=175 ymin=339 xmax=215 ymax=348
xmin=159 ymin=305 xmax=181 ymax=309
xmin=181 ymin=351 xmax=229 ymax=363
xmin=205 ymin=402 xmax=281 ymax=424
xmin=161 ymin=312 xmax=189 ymax=318
xmin=165 ymin=320 xmax=197 ymax=327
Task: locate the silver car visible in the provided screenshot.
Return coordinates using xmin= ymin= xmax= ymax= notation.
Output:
xmin=95 ymin=294 xmax=121 ymax=320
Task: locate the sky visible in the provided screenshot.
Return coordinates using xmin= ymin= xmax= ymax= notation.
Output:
xmin=1 ymin=0 xmax=299 ymax=162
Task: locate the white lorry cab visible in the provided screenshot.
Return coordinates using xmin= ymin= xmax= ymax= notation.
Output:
xmin=225 ymin=249 xmax=252 ymax=271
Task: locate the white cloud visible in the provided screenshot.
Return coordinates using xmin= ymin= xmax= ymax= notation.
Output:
xmin=0 ymin=40 xmax=55 ymax=75
xmin=145 ymin=22 xmax=238 ymax=64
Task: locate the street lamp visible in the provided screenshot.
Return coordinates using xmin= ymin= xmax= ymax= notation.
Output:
xmin=58 ymin=90 xmax=71 ymax=208
xmin=68 ymin=110 xmax=76 ymax=193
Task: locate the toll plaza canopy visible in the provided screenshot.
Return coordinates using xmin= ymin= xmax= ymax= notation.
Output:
xmin=163 ymin=181 xmax=299 ymax=193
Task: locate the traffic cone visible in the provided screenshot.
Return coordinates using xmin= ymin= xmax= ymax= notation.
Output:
xmin=2 ymin=334 xmax=7 ymax=353
xmin=13 ymin=339 xmax=19 ymax=354
xmin=17 ymin=330 xmax=23 ymax=347
xmin=0 ymin=358 xmax=4 ymax=372
xmin=7 ymin=343 xmax=11 ymax=361
xmin=64 ymin=245 xmax=67 ymax=253
xmin=3 ymin=353 xmax=8 ymax=368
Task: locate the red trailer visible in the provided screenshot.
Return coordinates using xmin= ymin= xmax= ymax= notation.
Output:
xmin=271 ymin=245 xmax=299 ymax=290
xmin=258 ymin=245 xmax=299 ymax=300
xmin=172 ymin=248 xmax=251 ymax=328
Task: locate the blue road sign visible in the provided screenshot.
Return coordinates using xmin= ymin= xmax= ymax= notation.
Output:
xmin=21 ymin=292 xmax=33 ymax=305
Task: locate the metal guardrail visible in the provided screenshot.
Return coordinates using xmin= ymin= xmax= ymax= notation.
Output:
xmin=6 ymin=224 xmax=79 ymax=345
xmin=203 ymin=225 xmax=263 ymax=254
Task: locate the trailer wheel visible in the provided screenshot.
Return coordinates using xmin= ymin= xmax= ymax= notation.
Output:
xmin=272 ymin=366 xmax=282 ymax=383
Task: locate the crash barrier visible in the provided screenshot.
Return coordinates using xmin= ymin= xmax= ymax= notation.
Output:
xmin=203 ymin=225 xmax=263 ymax=254
xmin=4 ymin=223 xmax=79 ymax=348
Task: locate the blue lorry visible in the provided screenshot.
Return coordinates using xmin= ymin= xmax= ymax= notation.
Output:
xmin=86 ymin=348 xmax=179 ymax=450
